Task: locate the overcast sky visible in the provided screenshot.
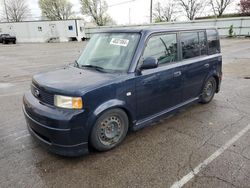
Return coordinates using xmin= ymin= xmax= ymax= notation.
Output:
xmin=25 ymin=0 xmax=240 ymax=24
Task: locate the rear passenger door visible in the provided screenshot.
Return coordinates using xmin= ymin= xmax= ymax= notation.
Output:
xmin=180 ymin=31 xmax=211 ymax=102
xmin=136 ymin=33 xmax=183 ymax=121
xmin=207 ymin=29 xmax=222 ymax=74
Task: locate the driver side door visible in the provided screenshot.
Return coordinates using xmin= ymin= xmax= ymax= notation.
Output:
xmin=136 ymin=33 xmax=183 ymax=122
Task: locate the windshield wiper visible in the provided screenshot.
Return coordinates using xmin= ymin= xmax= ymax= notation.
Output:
xmin=81 ymin=65 xmax=106 ymax=72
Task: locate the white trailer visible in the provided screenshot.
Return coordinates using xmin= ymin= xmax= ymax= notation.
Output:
xmin=0 ymin=19 xmax=86 ymax=43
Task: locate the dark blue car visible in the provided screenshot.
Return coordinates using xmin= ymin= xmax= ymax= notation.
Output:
xmin=23 ymin=27 xmax=222 ymax=156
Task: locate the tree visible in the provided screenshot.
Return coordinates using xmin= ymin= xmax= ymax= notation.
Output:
xmin=39 ymin=0 xmax=74 ymax=20
xmin=239 ymin=0 xmax=250 ymax=15
xmin=153 ymin=1 xmax=176 ymax=22
xmin=228 ymin=24 xmax=234 ymax=37
xmin=178 ymin=0 xmax=205 ymax=20
xmin=80 ymin=0 xmax=112 ymax=26
xmin=210 ymin=0 xmax=233 ymax=17
xmin=4 ymin=0 xmax=30 ymax=22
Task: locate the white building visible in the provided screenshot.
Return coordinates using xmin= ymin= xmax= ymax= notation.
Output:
xmin=85 ymin=17 xmax=250 ymax=38
xmin=0 ymin=19 xmax=86 ymax=43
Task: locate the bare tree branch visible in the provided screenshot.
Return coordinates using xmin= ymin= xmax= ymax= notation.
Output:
xmin=210 ymin=0 xmax=233 ymax=17
xmin=39 ymin=0 xmax=74 ymax=20
xmin=80 ymin=0 xmax=113 ymax=26
xmin=178 ymin=0 xmax=206 ymax=20
xmin=4 ymin=0 xmax=30 ymax=22
xmin=239 ymin=0 xmax=250 ymax=15
xmin=153 ymin=1 xmax=178 ymax=22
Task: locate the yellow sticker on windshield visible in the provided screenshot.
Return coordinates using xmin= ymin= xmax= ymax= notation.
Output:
xmin=110 ymin=38 xmax=129 ymax=47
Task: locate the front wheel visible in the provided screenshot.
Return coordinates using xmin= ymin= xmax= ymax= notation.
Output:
xmin=200 ymin=77 xmax=217 ymax=104
xmin=90 ymin=109 xmax=129 ymax=151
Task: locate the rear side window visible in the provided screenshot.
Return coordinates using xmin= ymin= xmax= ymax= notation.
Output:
xmin=207 ymin=29 xmax=220 ymax=55
xmin=180 ymin=32 xmax=200 ymax=59
xmin=143 ymin=33 xmax=177 ymax=65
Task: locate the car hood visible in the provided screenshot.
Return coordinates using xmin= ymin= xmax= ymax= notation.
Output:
xmin=32 ymin=66 xmax=120 ymax=95
xmin=5 ymin=36 xmax=15 ymax=38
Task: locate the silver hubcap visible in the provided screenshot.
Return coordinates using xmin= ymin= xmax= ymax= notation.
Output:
xmin=204 ymin=81 xmax=214 ymax=97
xmin=98 ymin=115 xmax=123 ymax=146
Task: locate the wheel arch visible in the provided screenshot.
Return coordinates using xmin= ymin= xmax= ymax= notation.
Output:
xmin=201 ymin=71 xmax=219 ymax=94
xmin=213 ymin=75 xmax=220 ymax=93
xmin=86 ymin=99 xmax=134 ymax=140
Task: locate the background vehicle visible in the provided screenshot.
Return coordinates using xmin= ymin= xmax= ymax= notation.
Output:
xmin=23 ymin=27 xmax=222 ymax=156
xmin=0 ymin=34 xmax=16 ymax=44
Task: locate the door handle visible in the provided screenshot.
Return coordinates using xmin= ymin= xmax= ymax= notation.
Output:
xmin=174 ymin=71 xmax=182 ymax=77
xmin=204 ymin=63 xmax=210 ymax=68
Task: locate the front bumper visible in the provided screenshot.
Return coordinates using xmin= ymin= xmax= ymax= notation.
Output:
xmin=23 ymin=91 xmax=89 ymax=156
xmin=5 ymin=38 xmax=16 ymax=42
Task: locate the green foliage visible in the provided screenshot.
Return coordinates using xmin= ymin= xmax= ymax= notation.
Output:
xmin=229 ymin=25 xmax=234 ymax=37
xmin=196 ymin=13 xmax=248 ymax=20
xmin=154 ymin=17 xmax=165 ymax=23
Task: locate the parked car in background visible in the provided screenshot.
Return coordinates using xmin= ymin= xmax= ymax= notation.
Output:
xmin=0 ymin=34 xmax=16 ymax=44
xmin=23 ymin=26 xmax=222 ymax=156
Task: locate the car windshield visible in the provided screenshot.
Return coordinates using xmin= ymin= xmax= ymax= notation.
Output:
xmin=77 ymin=33 xmax=140 ymax=73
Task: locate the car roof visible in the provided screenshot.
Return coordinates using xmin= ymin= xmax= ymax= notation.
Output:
xmin=95 ymin=26 xmax=217 ymax=34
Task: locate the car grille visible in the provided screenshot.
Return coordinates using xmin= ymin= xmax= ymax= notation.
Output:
xmin=31 ymin=84 xmax=54 ymax=106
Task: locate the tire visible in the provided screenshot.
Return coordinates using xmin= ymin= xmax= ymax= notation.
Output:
xmin=13 ymin=41 xmax=16 ymax=44
xmin=3 ymin=40 xmax=6 ymax=44
xmin=200 ymin=77 xmax=217 ymax=104
xmin=90 ymin=109 xmax=129 ymax=151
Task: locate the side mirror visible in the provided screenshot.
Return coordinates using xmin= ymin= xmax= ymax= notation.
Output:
xmin=140 ymin=57 xmax=158 ymax=70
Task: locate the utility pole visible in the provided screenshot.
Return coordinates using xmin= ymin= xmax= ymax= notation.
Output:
xmin=150 ymin=0 xmax=153 ymax=23
xmin=3 ymin=0 xmax=9 ymax=22
xmin=129 ymin=7 xmax=131 ymax=24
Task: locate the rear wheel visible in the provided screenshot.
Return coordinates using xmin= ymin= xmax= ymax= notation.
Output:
xmin=200 ymin=77 xmax=217 ymax=104
xmin=90 ymin=109 xmax=129 ymax=151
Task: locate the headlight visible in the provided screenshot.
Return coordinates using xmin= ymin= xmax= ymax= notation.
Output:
xmin=54 ymin=95 xmax=83 ymax=109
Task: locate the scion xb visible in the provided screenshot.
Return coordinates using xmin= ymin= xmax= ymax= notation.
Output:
xmin=23 ymin=27 xmax=222 ymax=156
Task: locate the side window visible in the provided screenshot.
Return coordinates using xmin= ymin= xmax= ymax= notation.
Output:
xmin=143 ymin=33 xmax=177 ymax=65
xmin=199 ymin=31 xmax=207 ymax=55
xmin=68 ymin=26 xmax=73 ymax=30
xmin=38 ymin=27 xmax=42 ymax=32
xmin=207 ymin=29 xmax=220 ymax=55
xmin=181 ymin=32 xmax=200 ymax=59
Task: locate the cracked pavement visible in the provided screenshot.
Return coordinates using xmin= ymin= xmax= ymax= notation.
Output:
xmin=0 ymin=39 xmax=250 ymax=188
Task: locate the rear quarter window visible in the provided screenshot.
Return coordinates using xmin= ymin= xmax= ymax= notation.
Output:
xmin=207 ymin=29 xmax=220 ymax=55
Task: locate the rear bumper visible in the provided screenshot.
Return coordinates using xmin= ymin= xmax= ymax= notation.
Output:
xmin=23 ymin=91 xmax=89 ymax=156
